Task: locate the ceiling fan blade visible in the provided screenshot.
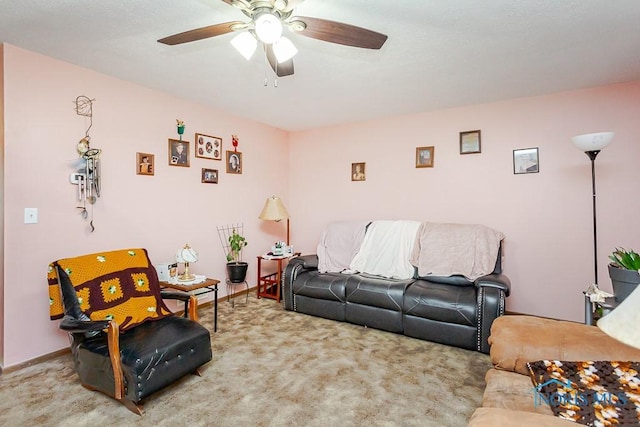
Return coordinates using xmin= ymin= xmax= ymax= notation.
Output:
xmin=157 ymin=21 xmax=244 ymax=45
xmin=265 ymin=44 xmax=295 ymax=77
xmin=292 ymin=16 xmax=387 ymax=49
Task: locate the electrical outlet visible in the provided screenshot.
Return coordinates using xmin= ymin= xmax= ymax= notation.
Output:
xmin=24 ymin=208 xmax=38 ymax=224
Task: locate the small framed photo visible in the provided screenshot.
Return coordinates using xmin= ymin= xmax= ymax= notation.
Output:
xmin=351 ymin=162 xmax=366 ymax=181
xmin=513 ymin=147 xmax=539 ymax=174
xmin=168 ymin=139 xmax=190 ymax=167
xmin=226 ymin=150 xmax=242 ymax=174
xmin=201 ymin=168 xmax=218 ymax=184
xmin=136 ymin=152 xmax=154 ymax=176
xmin=416 ymin=146 xmax=434 ymax=168
xmin=195 ymin=133 xmax=222 ymax=160
xmin=460 ymin=130 xmax=481 ymax=154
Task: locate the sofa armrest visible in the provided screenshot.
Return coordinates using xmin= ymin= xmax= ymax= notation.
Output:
xmin=292 ymin=254 xmax=319 ymax=270
xmin=283 ymin=254 xmax=318 ymax=310
xmin=489 ymin=315 xmax=640 ymax=376
xmin=475 ymin=273 xmax=511 ymax=297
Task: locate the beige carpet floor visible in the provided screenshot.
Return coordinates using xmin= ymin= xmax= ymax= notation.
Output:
xmin=0 ymin=294 xmax=492 ymax=426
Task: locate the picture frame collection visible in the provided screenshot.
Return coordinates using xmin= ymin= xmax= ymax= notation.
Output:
xmin=136 ymin=132 xmax=243 ymax=184
xmin=351 ymin=129 xmax=539 ymax=182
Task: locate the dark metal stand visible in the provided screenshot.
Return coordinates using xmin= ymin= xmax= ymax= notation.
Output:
xmin=585 ymin=149 xmax=601 ymax=285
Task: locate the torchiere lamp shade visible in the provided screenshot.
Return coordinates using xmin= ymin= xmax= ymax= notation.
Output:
xmin=572 ymin=132 xmax=614 ymax=152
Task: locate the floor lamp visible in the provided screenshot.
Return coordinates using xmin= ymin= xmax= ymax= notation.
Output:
xmin=258 ymin=196 xmax=291 ymax=245
xmin=572 ymin=131 xmax=614 ymax=287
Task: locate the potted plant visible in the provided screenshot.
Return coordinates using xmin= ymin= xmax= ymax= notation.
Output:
xmin=226 ymin=228 xmax=248 ymax=283
xmin=608 ymin=247 xmax=640 ymax=302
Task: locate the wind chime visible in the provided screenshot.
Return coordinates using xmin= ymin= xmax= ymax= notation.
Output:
xmin=70 ymin=95 xmax=101 ymax=232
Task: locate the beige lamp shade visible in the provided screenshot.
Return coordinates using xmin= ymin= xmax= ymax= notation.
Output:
xmin=258 ymin=196 xmax=289 ymax=221
xmin=597 ymin=284 xmax=640 ymax=349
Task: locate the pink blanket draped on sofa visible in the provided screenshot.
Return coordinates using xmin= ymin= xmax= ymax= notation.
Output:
xmin=409 ymin=222 xmax=504 ymax=281
xmin=317 ymin=220 xmax=370 ymax=273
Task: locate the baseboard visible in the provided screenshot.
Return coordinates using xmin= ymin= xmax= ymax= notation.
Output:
xmin=1 ymin=347 xmax=71 ymax=375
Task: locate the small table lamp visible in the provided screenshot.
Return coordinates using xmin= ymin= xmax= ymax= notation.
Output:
xmin=176 ymin=243 xmax=198 ymax=281
xmin=259 ymin=196 xmax=290 ymax=245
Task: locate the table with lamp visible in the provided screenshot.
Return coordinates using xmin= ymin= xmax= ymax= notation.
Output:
xmin=256 ymin=196 xmax=299 ymax=303
xmin=160 ymin=243 xmax=220 ymax=332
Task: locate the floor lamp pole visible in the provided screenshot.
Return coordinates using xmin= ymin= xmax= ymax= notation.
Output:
xmin=586 ymin=150 xmax=600 ymax=285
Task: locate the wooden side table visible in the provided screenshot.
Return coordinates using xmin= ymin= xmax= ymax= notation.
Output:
xmin=257 ymin=254 xmax=295 ymax=303
xmin=161 ymin=278 xmax=220 ymax=332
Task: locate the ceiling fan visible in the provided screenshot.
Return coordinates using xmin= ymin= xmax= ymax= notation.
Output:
xmin=157 ymin=0 xmax=388 ymax=77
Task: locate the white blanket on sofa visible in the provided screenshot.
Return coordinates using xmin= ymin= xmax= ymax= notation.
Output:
xmin=409 ymin=222 xmax=504 ymax=280
xmin=349 ymin=220 xmax=421 ymax=279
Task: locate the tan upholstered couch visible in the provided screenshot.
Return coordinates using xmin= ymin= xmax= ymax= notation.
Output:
xmin=467 ymin=315 xmax=640 ymax=426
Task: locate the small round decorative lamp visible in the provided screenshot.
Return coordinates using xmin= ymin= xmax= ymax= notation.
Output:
xmin=175 ymin=244 xmax=198 ymax=282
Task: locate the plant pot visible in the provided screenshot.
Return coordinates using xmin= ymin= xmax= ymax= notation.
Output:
xmin=226 ymin=261 xmax=248 ymax=283
xmin=608 ymin=263 xmax=640 ymax=303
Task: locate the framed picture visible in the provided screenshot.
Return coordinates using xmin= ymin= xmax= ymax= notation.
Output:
xmin=351 ymin=162 xmax=366 ymax=181
xmin=513 ymin=147 xmax=539 ymax=174
xmin=195 ymin=133 xmax=222 ymax=160
xmin=201 ymin=168 xmax=218 ymax=184
xmin=460 ymin=130 xmax=481 ymax=154
xmin=416 ymin=146 xmax=434 ymax=168
xmin=136 ymin=152 xmax=154 ymax=176
xmin=226 ymin=150 xmax=242 ymax=174
xmin=168 ymin=139 xmax=190 ymax=167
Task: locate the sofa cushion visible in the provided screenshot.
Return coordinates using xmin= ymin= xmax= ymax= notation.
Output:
xmin=489 ymin=315 xmax=640 ymax=376
xmin=483 ymin=368 xmax=553 ymax=416
xmin=468 ymin=407 xmax=575 ymax=427
xmin=344 ymin=274 xmax=413 ymax=311
xmin=292 ymin=270 xmax=347 ymax=302
xmin=403 ymin=280 xmax=476 ymax=326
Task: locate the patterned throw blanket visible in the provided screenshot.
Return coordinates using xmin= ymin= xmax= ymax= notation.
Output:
xmin=528 ymin=360 xmax=640 ymax=426
xmin=48 ymin=248 xmax=172 ymax=331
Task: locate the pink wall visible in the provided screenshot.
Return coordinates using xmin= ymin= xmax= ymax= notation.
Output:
xmin=288 ymin=82 xmax=640 ymax=322
xmin=0 ymin=44 xmax=5 ymax=367
xmin=2 ymin=42 xmax=639 ymax=368
xmin=1 ymin=44 xmax=290 ymax=368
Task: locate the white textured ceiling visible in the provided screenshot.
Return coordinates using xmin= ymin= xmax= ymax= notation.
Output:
xmin=1 ymin=0 xmax=639 ymax=131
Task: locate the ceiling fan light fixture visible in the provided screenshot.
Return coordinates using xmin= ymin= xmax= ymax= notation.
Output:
xmin=273 ymin=36 xmax=298 ymax=63
xmin=255 ymin=13 xmax=283 ymax=44
xmin=231 ymin=31 xmax=258 ymax=60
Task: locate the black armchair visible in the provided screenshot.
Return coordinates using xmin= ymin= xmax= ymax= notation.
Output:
xmin=48 ymin=248 xmax=212 ymax=415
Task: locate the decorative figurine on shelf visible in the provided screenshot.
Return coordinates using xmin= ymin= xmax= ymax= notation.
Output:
xmin=177 ymin=119 xmax=185 ymax=141
xmin=232 ymin=134 xmax=239 ymax=151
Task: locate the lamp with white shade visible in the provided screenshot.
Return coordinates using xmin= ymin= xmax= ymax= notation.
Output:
xmin=258 ymin=196 xmax=290 ymax=245
xmin=175 ymin=243 xmax=198 ymax=282
xmin=572 ymin=131 xmax=614 ymax=289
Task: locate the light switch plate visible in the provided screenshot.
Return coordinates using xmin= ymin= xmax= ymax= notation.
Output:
xmin=24 ymin=208 xmax=38 ymax=224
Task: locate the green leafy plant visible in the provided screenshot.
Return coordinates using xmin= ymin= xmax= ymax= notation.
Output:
xmin=609 ymin=247 xmax=640 ymax=271
xmin=226 ymin=229 xmax=248 ymax=262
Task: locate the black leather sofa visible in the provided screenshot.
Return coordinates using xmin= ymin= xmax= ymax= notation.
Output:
xmin=282 ymin=248 xmax=510 ymax=353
